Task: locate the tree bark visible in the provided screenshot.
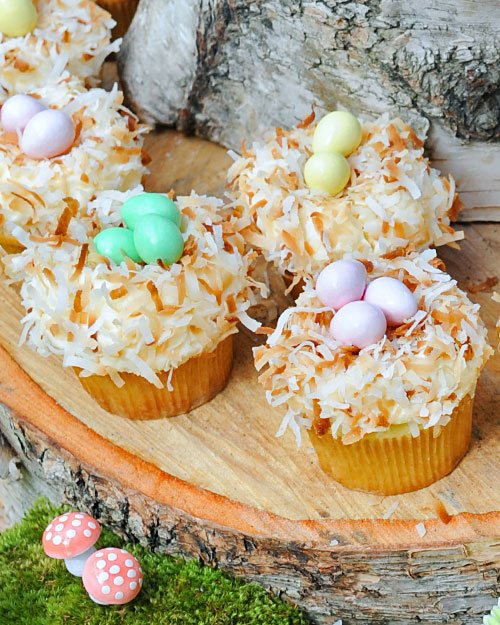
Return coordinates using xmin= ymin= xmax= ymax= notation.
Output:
xmin=1 ymin=402 xmax=498 ymax=625
xmin=119 ymin=0 xmax=500 ymax=213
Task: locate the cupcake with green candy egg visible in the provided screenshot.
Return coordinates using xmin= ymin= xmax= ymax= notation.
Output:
xmin=5 ymin=189 xmax=264 ymax=420
xmin=227 ymin=109 xmax=463 ymax=287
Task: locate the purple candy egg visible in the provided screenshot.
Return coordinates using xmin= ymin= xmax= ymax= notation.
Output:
xmin=329 ymin=300 xmax=387 ymax=349
xmin=21 ymin=108 xmax=75 ymax=160
xmin=1 ymin=94 xmax=46 ymax=134
xmin=316 ymin=259 xmax=367 ymax=310
xmin=363 ymin=276 xmax=418 ymax=326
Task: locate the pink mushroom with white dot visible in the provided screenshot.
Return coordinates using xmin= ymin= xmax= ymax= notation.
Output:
xmin=42 ymin=512 xmax=101 ymax=576
xmin=82 ymin=547 xmax=143 ymax=605
xmin=315 ymin=259 xmax=418 ymax=348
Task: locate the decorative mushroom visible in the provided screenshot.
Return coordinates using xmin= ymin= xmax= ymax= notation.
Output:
xmin=82 ymin=547 xmax=143 ymax=605
xmin=42 ymin=512 xmax=101 ymax=576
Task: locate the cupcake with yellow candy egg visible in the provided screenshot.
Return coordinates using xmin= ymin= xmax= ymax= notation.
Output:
xmin=227 ymin=110 xmax=463 ymax=285
xmin=4 ymin=190 xmax=264 ymax=420
xmin=254 ymin=250 xmax=491 ymax=495
xmin=0 ymin=0 xmax=118 ymax=100
xmin=0 ymin=79 xmax=147 ymax=252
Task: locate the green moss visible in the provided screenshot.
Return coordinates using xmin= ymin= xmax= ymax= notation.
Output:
xmin=0 ymin=501 xmax=308 ymax=625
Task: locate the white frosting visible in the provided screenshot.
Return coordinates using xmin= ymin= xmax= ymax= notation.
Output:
xmin=5 ymin=193 xmax=265 ymax=388
xmin=0 ymin=80 xmax=148 ymax=240
xmin=227 ymin=114 xmax=463 ymax=277
xmin=254 ymin=250 xmax=492 ymax=445
xmin=0 ymin=0 xmax=118 ymax=100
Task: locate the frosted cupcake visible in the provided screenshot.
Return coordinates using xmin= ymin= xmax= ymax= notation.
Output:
xmin=0 ymin=80 xmax=148 ymax=251
xmin=254 ymin=250 xmax=491 ymax=494
xmin=227 ymin=110 xmax=463 ymax=281
xmin=0 ymin=0 xmax=118 ymax=100
xmin=5 ymin=191 xmax=263 ymax=420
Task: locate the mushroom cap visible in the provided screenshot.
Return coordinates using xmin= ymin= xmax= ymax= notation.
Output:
xmin=42 ymin=512 xmax=101 ymax=559
xmin=82 ymin=547 xmax=143 ymax=605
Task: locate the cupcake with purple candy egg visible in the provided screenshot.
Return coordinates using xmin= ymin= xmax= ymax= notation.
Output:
xmin=254 ymin=250 xmax=491 ymax=495
xmin=0 ymin=79 xmax=147 ymax=251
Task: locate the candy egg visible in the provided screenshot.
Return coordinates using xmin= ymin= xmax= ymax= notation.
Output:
xmin=121 ymin=193 xmax=181 ymax=230
xmin=304 ymin=152 xmax=350 ymax=195
xmin=133 ymin=214 xmax=184 ymax=266
xmin=0 ymin=0 xmax=37 ymax=37
xmin=94 ymin=227 xmax=141 ymax=265
xmin=316 ymin=259 xmax=367 ymax=310
xmin=1 ymin=94 xmax=46 ymax=134
xmin=330 ymin=300 xmax=387 ymax=349
xmin=312 ymin=111 xmax=362 ymax=156
xmin=21 ymin=109 xmax=75 ymax=160
xmin=363 ymin=276 xmax=418 ymax=326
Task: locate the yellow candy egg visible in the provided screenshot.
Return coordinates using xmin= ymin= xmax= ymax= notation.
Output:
xmin=304 ymin=152 xmax=351 ymax=195
xmin=0 ymin=0 xmax=37 ymax=37
xmin=312 ymin=111 xmax=362 ymax=157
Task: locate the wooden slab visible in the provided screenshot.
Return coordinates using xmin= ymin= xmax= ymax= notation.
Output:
xmin=0 ymin=131 xmax=499 ymax=624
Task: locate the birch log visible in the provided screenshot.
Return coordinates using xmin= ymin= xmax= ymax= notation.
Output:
xmin=119 ymin=0 xmax=500 ymax=215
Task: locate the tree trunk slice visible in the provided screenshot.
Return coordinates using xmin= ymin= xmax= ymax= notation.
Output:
xmin=0 ymin=131 xmax=499 ymax=624
xmin=118 ymin=0 xmax=500 ymax=216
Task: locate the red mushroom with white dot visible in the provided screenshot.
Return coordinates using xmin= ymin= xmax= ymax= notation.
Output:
xmin=42 ymin=512 xmax=101 ymax=576
xmin=82 ymin=547 xmax=143 ymax=605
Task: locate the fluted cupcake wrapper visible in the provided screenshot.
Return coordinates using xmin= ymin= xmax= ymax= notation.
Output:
xmin=308 ymin=393 xmax=473 ymax=495
xmin=75 ymin=336 xmax=233 ymax=420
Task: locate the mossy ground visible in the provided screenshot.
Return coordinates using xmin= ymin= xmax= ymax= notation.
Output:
xmin=0 ymin=501 xmax=308 ymax=625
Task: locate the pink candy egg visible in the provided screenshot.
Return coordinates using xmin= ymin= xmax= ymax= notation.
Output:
xmin=316 ymin=259 xmax=367 ymax=310
xmin=329 ymin=300 xmax=387 ymax=349
xmin=21 ymin=108 xmax=75 ymax=159
xmin=363 ymin=276 xmax=418 ymax=326
xmin=1 ymin=94 xmax=46 ymax=134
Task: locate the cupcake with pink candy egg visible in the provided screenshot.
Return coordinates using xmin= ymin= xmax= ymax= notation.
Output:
xmin=254 ymin=250 xmax=492 ymax=495
xmin=0 ymin=78 xmax=147 ymax=251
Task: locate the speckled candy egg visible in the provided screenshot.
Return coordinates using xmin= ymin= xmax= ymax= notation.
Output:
xmin=316 ymin=259 xmax=367 ymax=310
xmin=364 ymin=276 xmax=418 ymax=326
xmin=1 ymin=94 xmax=46 ymax=134
xmin=330 ymin=300 xmax=387 ymax=349
xmin=20 ymin=108 xmax=75 ymax=160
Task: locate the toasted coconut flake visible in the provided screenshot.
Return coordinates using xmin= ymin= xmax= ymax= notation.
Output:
xmin=5 ymin=193 xmax=266 ymax=382
xmin=254 ymin=251 xmax=491 ymax=444
xmin=227 ymin=115 xmax=462 ymax=277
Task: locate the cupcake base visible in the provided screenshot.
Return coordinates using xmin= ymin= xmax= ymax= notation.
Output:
xmin=75 ymin=336 xmax=233 ymax=420
xmin=308 ymin=394 xmax=473 ymax=495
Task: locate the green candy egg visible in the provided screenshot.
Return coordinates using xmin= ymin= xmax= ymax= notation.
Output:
xmin=134 ymin=214 xmax=184 ymax=266
xmin=312 ymin=111 xmax=362 ymax=157
xmin=94 ymin=227 xmax=141 ymax=265
xmin=121 ymin=193 xmax=181 ymax=230
xmin=304 ymin=151 xmax=351 ymax=195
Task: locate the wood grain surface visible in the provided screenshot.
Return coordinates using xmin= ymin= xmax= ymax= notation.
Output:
xmin=0 ymin=129 xmax=498 ymax=624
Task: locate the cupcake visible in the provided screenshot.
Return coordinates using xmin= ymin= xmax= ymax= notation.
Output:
xmin=227 ymin=110 xmax=463 ymax=282
xmin=254 ymin=250 xmax=491 ymax=494
xmin=5 ymin=191 xmax=264 ymax=420
xmin=0 ymin=79 xmax=148 ymax=252
xmin=0 ymin=0 xmax=118 ymax=100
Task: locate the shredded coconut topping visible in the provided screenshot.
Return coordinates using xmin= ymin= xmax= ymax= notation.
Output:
xmin=0 ymin=0 xmax=118 ymax=100
xmin=0 ymin=80 xmax=148 ymax=241
xmin=254 ymin=250 xmax=491 ymax=444
xmin=226 ymin=114 xmax=463 ymax=277
xmin=5 ymin=193 xmax=265 ymax=388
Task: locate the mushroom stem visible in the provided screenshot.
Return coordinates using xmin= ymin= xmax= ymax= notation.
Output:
xmin=89 ymin=595 xmax=109 ymax=606
xmin=64 ymin=545 xmax=97 ymax=576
